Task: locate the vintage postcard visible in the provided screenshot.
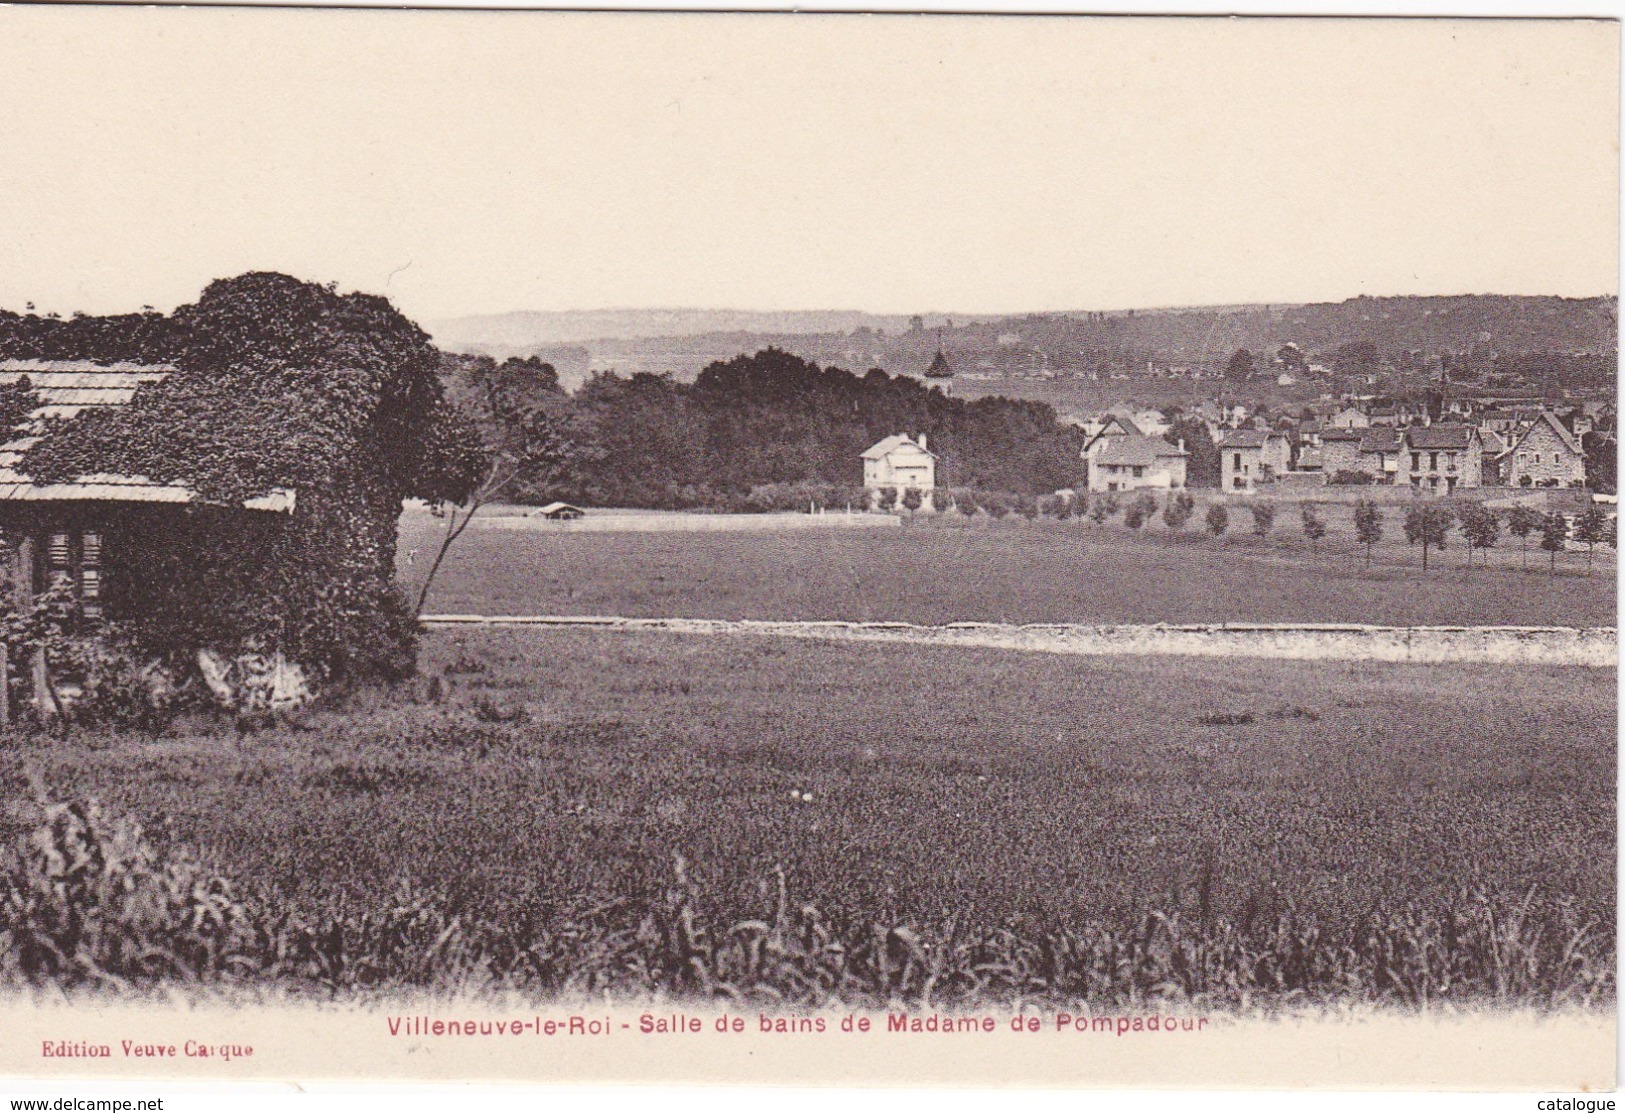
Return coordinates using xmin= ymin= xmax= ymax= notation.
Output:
xmin=0 ymin=3 xmax=1615 ymax=1096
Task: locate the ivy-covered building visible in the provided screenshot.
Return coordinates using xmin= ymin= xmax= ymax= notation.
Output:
xmin=0 ymin=360 xmax=305 ymax=714
xmin=0 ymin=361 xmax=297 ymax=599
xmin=0 ymin=273 xmax=485 ymax=718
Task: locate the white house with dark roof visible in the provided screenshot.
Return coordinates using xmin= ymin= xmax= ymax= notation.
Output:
xmin=861 ymin=433 xmax=936 ymax=496
xmin=1079 ymin=413 xmax=1141 ymax=458
xmin=1085 ymin=433 xmax=1187 ymax=492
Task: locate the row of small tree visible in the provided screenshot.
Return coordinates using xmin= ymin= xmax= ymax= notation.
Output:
xmin=1380 ymin=500 xmax=1615 ymax=576
xmin=1081 ymin=491 xmax=1612 ymax=577
xmin=886 ymin=483 xmax=1613 ymax=578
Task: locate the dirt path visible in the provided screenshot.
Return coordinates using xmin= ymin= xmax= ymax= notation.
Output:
xmin=420 ymin=615 xmax=1617 ymax=668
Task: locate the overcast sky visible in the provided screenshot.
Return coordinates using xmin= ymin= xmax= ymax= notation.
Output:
xmin=0 ymin=9 xmax=1616 ymax=321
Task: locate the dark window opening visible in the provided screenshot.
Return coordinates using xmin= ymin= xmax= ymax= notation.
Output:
xmin=43 ymin=529 xmax=103 ymax=621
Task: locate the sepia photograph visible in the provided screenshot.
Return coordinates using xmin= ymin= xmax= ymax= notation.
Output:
xmin=0 ymin=2 xmax=1615 ymax=1096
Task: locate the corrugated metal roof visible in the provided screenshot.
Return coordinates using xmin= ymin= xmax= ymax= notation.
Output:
xmin=0 ymin=482 xmax=193 ymax=503
xmin=0 ymin=361 xmax=171 ymax=396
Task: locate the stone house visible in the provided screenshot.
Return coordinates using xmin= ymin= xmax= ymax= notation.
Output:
xmin=1317 ymin=428 xmax=1366 ymax=480
xmin=1356 ymin=427 xmax=1405 ymax=484
xmin=1402 ymin=424 xmax=1483 ymax=493
xmin=1219 ymin=429 xmax=1291 ymax=492
xmin=1497 ymin=412 xmax=1587 ymax=488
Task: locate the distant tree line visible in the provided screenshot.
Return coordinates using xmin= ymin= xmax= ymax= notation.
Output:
xmin=447 ymin=347 xmax=1086 ymax=509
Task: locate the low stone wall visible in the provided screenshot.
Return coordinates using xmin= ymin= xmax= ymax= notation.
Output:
xmin=1251 ymin=485 xmax=1424 ymax=506
xmin=421 ymin=615 xmax=1617 ymax=668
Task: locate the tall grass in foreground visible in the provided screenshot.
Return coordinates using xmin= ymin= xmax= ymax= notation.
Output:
xmin=0 ymin=798 xmax=1610 ymax=1011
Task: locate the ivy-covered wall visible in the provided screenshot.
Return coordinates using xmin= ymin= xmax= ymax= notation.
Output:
xmin=13 ymin=273 xmax=485 ymax=682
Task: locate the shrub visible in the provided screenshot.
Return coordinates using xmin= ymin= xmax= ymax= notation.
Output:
xmin=50 ymin=632 xmax=191 ymax=731
xmin=744 ymin=484 xmax=803 ymax=513
xmin=1403 ymin=503 xmax=1455 ymax=572
xmin=1329 ymin=470 xmax=1375 ymax=486
xmin=930 ymin=489 xmax=951 ymax=513
xmin=901 ymin=488 xmax=924 ymax=514
xmin=1162 ymin=494 xmax=1193 ymax=532
xmin=956 ymin=490 xmax=980 ymax=517
xmin=1205 ymin=503 xmax=1228 ymax=537
xmin=1459 ymin=502 xmax=1501 ymax=569
xmin=1353 ymin=498 xmax=1384 ymax=566
xmin=1540 ymin=512 xmax=1569 ymax=575
xmin=0 ymin=798 xmax=257 ymax=987
xmin=1247 ymin=501 xmax=1276 ymax=538
xmin=1118 ymin=492 xmax=1157 ymax=530
xmin=1300 ymin=503 xmax=1326 ymax=553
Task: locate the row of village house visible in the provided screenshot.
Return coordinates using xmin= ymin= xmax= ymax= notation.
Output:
xmin=1080 ymin=408 xmax=1589 ymax=494
xmin=862 ymin=407 xmax=1593 ymax=497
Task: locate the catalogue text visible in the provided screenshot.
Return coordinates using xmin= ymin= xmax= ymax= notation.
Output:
xmin=0 ymin=4 xmax=1614 ymax=1092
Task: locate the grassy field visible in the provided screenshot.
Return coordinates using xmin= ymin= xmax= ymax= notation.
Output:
xmin=400 ymin=510 xmax=1616 ymax=627
xmin=3 ymin=628 xmax=1612 ymax=1005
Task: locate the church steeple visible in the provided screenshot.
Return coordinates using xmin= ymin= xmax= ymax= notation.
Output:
xmin=924 ymin=329 xmax=955 ymax=379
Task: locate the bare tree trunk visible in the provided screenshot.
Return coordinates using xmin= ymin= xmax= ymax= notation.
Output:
xmin=414 ymin=498 xmax=484 ymax=617
xmin=0 ymin=643 xmax=11 ymax=730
